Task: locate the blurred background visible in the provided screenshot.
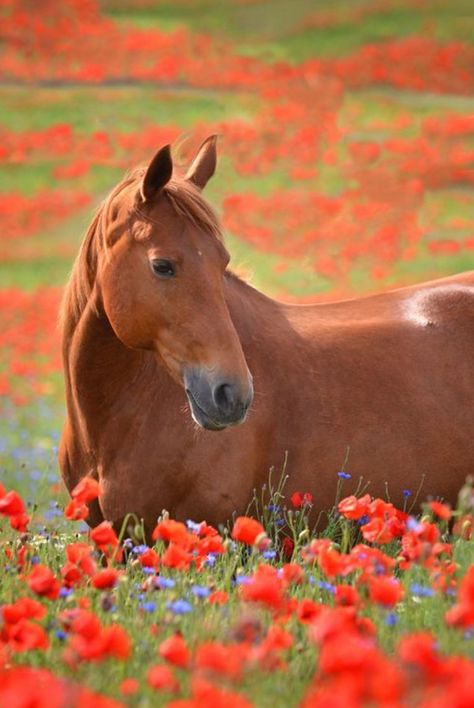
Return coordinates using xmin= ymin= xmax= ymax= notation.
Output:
xmin=0 ymin=0 xmax=473 ymax=518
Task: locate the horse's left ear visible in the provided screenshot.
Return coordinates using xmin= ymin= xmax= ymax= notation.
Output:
xmin=140 ymin=144 xmax=173 ymax=202
xmin=185 ymin=135 xmax=217 ymax=190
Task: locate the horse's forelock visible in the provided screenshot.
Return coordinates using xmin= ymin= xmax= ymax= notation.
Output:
xmin=60 ymin=169 xmax=224 ymax=338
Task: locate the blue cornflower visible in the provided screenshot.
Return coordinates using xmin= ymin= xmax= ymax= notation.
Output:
xmin=191 ymin=585 xmax=210 ymax=599
xmin=59 ymin=587 xmax=73 ymax=599
xmin=313 ymin=579 xmax=336 ymax=593
xmin=263 ymin=550 xmax=277 ymax=560
xmin=338 ymin=471 xmax=351 ymax=480
xmin=155 ymin=576 xmax=175 ymax=589
xmin=132 ymin=544 xmax=148 ymax=556
xmin=166 ymin=599 xmax=192 ymax=614
xmin=140 ymin=601 xmax=157 ymax=613
xmin=358 ymin=514 xmax=370 ymax=526
xmin=403 ymin=489 xmax=412 ymax=498
xmin=234 ymin=575 xmax=250 ymax=585
xmin=407 ymin=517 xmax=423 ymax=532
xmin=55 ymin=630 xmax=67 ymax=641
xmin=267 ymin=504 xmax=280 ymax=513
xmin=30 ymin=556 xmax=40 ymax=565
xmin=385 ymin=613 xmax=398 ymax=627
xmin=205 ymin=553 xmax=217 ymax=567
xmin=410 ymin=583 xmax=434 ymax=598
xmin=186 ymin=520 xmax=202 ymax=533
xmin=141 ymin=567 xmax=155 ymax=575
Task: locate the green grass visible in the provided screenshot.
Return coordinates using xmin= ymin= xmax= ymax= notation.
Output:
xmin=0 ymin=86 xmax=257 ymax=133
xmin=103 ymin=0 xmax=474 ymax=61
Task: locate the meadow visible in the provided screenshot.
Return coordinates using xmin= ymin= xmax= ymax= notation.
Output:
xmin=1 ymin=0 xmax=474 ymax=704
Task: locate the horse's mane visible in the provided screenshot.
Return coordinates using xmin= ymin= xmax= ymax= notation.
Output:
xmin=60 ymin=167 xmax=224 ymax=339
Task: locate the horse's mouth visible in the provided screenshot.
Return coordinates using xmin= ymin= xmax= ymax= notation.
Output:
xmin=185 ymin=390 xmax=228 ymax=431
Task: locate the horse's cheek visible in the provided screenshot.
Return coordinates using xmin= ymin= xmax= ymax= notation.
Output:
xmin=101 ymin=271 xmax=155 ymax=350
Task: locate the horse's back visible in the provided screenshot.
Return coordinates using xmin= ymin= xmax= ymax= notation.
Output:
xmin=286 ymin=270 xmax=474 ymax=332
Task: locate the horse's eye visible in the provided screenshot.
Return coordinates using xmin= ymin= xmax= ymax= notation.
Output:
xmin=151 ymin=259 xmax=176 ymax=279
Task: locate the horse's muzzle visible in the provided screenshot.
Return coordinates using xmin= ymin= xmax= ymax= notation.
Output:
xmin=184 ymin=368 xmax=253 ymax=431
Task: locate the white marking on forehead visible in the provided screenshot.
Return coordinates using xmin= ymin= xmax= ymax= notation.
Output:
xmin=403 ymin=284 xmax=474 ymax=326
xmin=197 ymin=250 xmax=202 ymax=257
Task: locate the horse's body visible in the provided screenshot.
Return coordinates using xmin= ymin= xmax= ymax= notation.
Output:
xmin=60 ymin=138 xmax=474 ymax=537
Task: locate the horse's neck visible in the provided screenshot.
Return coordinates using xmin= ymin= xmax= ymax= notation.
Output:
xmin=63 ymin=295 xmax=171 ymax=449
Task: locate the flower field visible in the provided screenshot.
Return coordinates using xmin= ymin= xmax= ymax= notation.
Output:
xmin=2 ymin=0 xmax=474 ymax=704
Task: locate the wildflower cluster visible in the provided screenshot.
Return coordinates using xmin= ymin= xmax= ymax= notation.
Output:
xmin=0 ymin=473 xmax=471 ymax=705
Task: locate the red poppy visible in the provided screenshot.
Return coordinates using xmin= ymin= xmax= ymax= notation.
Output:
xmin=296 ymin=598 xmax=321 ymax=623
xmin=231 ymin=517 xmax=266 ymax=546
xmin=27 ymin=565 xmax=60 ymax=600
xmin=338 ymin=494 xmax=371 ymax=520
xmin=2 ymin=598 xmax=46 ymax=626
xmin=161 ymin=542 xmax=192 ymax=570
xmin=0 ymin=491 xmax=25 ymax=516
xmin=195 ymin=641 xmax=245 ymax=680
xmin=290 ymin=491 xmax=313 ymax=508
xmin=4 ymin=619 xmax=49 ymax=652
xmin=429 ymin=501 xmax=452 ymax=520
xmin=208 ymin=590 xmax=228 ymax=605
xmin=90 ymin=522 xmax=119 ymax=552
xmin=71 ymin=476 xmax=101 ymax=503
xmin=369 ymin=576 xmax=404 ymax=607
xmin=159 ymin=634 xmax=189 ymax=668
xmin=91 ymin=568 xmax=120 ymax=590
xmin=147 ymin=665 xmax=179 ymax=693
xmin=139 ymin=548 xmax=160 ymax=569
xmin=241 ymin=566 xmax=285 ymax=610
xmin=282 ymin=563 xmax=305 ymax=585
xmin=119 ymin=678 xmax=139 ymax=696
xmin=64 ymin=499 xmax=89 ymax=521
xmin=152 ymin=520 xmax=189 ymax=544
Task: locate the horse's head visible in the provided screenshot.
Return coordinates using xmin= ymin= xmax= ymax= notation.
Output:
xmin=98 ymin=136 xmax=253 ymax=430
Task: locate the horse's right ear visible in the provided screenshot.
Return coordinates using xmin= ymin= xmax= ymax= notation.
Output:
xmin=140 ymin=144 xmax=173 ymax=202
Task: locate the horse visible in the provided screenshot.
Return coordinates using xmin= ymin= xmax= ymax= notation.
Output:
xmin=60 ymin=135 xmax=474 ymax=539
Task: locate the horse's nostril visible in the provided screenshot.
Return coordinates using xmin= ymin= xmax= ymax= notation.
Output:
xmin=213 ymin=382 xmax=235 ymax=414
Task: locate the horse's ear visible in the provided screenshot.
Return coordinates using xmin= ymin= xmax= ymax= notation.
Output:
xmin=185 ymin=135 xmax=217 ymax=190
xmin=140 ymin=144 xmax=173 ymax=202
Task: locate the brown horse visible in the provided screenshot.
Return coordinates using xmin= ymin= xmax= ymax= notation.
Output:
xmin=60 ymin=136 xmax=474 ymax=538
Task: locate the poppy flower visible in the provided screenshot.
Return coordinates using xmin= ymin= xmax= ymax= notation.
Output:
xmin=162 ymin=542 xmax=192 ymax=570
xmin=290 ymin=491 xmax=313 ymax=508
xmin=90 ymin=522 xmax=119 ymax=552
xmin=139 ymin=547 xmax=160 ymax=569
xmin=195 ymin=641 xmax=245 ymax=680
xmin=27 ymin=565 xmax=60 ymax=600
xmin=429 ymin=501 xmax=452 ymax=520
xmin=91 ymin=568 xmax=120 ymax=590
xmin=5 ymin=620 xmax=49 ymax=652
xmin=208 ymin=590 xmax=228 ymax=605
xmin=147 ymin=665 xmax=179 ymax=693
xmin=159 ymin=634 xmax=189 ymax=668
xmin=152 ymin=520 xmax=189 ymax=544
xmin=2 ymin=598 xmax=46 ymax=624
xmin=0 ymin=491 xmax=25 ymax=517
xmin=231 ymin=517 xmax=266 ymax=546
xmin=119 ymin=678 xmax=139 ymax=696
xmin=369 ymin=576 xmax=404 ymax=607
xmin=64 ymin=499 xmax=89 ymax=521
xmin=241 ymin=566 xmax=285 ymax=610
xmin=71 ymin=477 xmax=101 ymax=503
